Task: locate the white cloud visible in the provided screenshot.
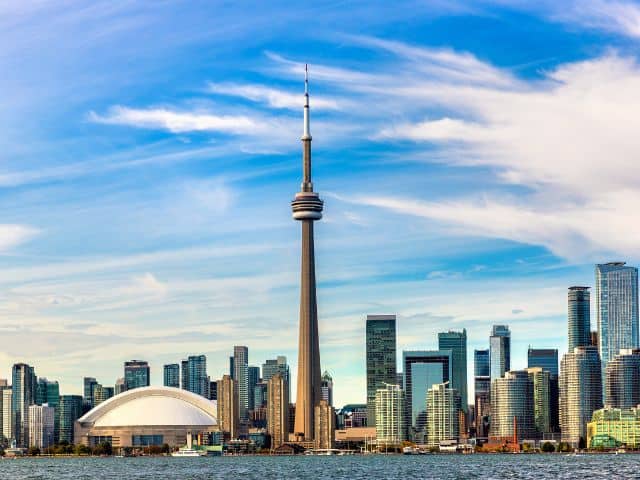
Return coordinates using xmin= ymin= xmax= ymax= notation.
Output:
xmin=0 ymin=224 xmax=39 ymax=251
xmin=208 ymin=82 xmax=341 ymax=110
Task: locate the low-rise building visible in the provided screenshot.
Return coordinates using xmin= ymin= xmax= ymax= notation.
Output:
xmin=587 ymin=407 xmax=640 ymax=449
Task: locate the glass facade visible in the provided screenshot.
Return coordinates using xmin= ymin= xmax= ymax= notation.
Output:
xmin=124 ymin=360 xmax=150 ymax=391
xmin=560 ymin=346 xmax=603 ymax=445
xmin=233 ymin=346 xmax=249 ymax=422
xmin=182 ymin=355 xmax=208 ymax=398
xmin=596 ymin=262 xmax=639 ymax=395
xmin=438 ymin=330 xmax=468 ymax=412
xmin=248 ymin=366 xmax=260 ymax=410
xmin=58 ymin=395 xmax=83 ymax=444
xmin=83 ymin=377 xmax=98 ymax=409
xmin=132 ymin=434 xmax=163 ymax=446
xmin=490 ymin=325 xmax=510 ymax=383
xmin=12 ymin=363 xmax=36 ymax=447
xmin=587 ymin=407 xmax=640 ymax=448
xmin=403 ymin=350 xmax=451 ymax=442
xmin=366 ymin=315 xmax=397 ymax=427
xmin=163 ymin=364 xmax=180 ymax=388
xmin=490 ymin=370 xmax=535 ymax=442
xmin=474 ymin=349 xmax=490 ymax=377
xmin=527 ymin=348 xmax=558 ymax=376
xmin=568 ymin=286 xmax=591 ymax=351
xmin=605 ymin=348 xmax=640 ymax=409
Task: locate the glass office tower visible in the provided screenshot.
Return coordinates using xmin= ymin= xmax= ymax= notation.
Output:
xmin=490 ymin=325 xmax=511 ymax=382
xmin=438 ymin=329 xmax=468 ymax=412
xmin=474 ymin=349 xmax=491 ymax=439
xmin=366 ymin=315 xmax=397 ymax=427
xmin=124 ymin=360 xmax=150 ymax=391
xmin=605 ymin=348 xmax=640 ymax=409
xmin=568 ymin=286 xmax=591 ymax=351
xmin=163 ymin=364 xmax=180 ymax=388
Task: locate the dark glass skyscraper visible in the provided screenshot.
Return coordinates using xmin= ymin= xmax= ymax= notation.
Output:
xmin=490 ymin=325 xmax=511 ymax=382
xmin=83 ymin=377 xmax=98 ymax=410
xmin=58 ymin=395 xmax=83 ymax=444
xmin=163 ymin=364 xmax=180 ymax=388
xmin=248 ymin=366 xmax=260 ymax=410
xmin=366 ymin=315 xmax=397 ymax=426
xmin=124 ymin=360 xmax=150 ymax=391
xmin=233 ymin=346 xmax=249 ymax=423
xmin=568 ymin=286 xmax=591 ymax=351
xmin=12 ymin=363 xmax=36 ymax=447
xmin=474 ymin=349 xmax=490 ymax=439
xmin=527 ymin=348 xmax=558 ymax=376
xmin=438 ymin=329 xmax=468 ymax=412
xmin=183 ymin=355 xmax=208 ymax=398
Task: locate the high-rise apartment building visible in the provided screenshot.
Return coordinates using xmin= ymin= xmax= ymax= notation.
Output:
xmin=218 ymin=375 xmax=239 ymax=440
xmin=596 ymin=262 xmax=639 ymax=391
xmin=233 ymin=346 xmax=249 ymax=423
xmin=560 ymin=346 xmax=603 ymax=445
xmin=403 ymin=350 xmax=451 ymax=442
xmin=375 ymin=383 xmax=406 ymax=449
xmin=527 ymin=349 xmax=558 ymax=376
xmin=314 ymin=400 xmax=335 ymax=450
xmin=248 ymin=366 xmax=260 ymax=411
xmin=28 ymin=404 xmax=55 ymax=449
xmin=490 ymin=370 xmax=535 ymax=442
xmin=366 ymin=315 xmax=397 ymax=427
xmin=58 ymin=395 xmax=83 ymax=444
xmin=181 ymin=355 xmax=208 ymax=398
xmin=267 ymin=373 xmax=289 ymax=448
xmin=124 ymin=360 xmax=150 ymax=391
xmin=426 ymin=382 xmax=461 ymax=447
xmin=163 ymin=364 xmax=180 ymax=388
xmin=438 ymin=329 xmax=468 ymax=413
xmin=320 ymin=371 xmax=333 ymax=406
xmin=12 ymin=363 xmax=36 ymax=447
xmin=209 ymin=381 xmax=217 ymax=401
xmin=474 ymin=349 xmax=491 ymax=439
xmin=490 ymin=325 xmax=511 ymax=383
xmin=605 ymin=348 xmax=640 ymax=409
xmin=526 ymin=367 xmax=551 ymax=436
xmin=83 ymin=377 xmax=98 ymax=410
xmin=568 ymin=286 xmax=591 ymax=351
xmin=36 ymin=378 xmax=59 ymax=407
xmin=2 ymin=388 xmax=12 ymax=442
xmin=114 ymin=378 xmax=125 ymax=395
xmin=254 ymin=382 xmax=267 ymax=409
xmin=262 ymin=356 xmax=289 ymax=383
xmin=93 ymin=385 xmax=114 ymax=406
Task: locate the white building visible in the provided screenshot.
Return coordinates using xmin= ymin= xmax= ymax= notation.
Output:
xmin=375 ymin=383 xmax=406 ymax=449
xmin=28 ymin=404 xmax=55 ymax=449
xmin=426 ymin=382 xmax=461 ymax=447
xmin=1 ymin=388 xmax=12 ymax=441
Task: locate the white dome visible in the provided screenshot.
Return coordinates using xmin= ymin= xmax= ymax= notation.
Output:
xmin=78 ymin=386 xmax=217 ymax=427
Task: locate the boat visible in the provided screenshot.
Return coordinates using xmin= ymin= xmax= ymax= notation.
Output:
xmin=171 ymin=432 xmax=207 ymax=457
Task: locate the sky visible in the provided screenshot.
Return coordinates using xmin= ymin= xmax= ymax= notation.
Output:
xmin=1 ymin=0 xmax=640 ymax=407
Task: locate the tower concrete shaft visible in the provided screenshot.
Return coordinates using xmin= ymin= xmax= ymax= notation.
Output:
xmin=291 ymin=65 xmax=323 ymax=442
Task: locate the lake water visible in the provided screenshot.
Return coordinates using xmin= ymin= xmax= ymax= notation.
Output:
xmin=0 ymin=454 xmax=633 ymax=479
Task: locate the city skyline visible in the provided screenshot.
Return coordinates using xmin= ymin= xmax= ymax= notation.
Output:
xmin=2 ymin=1 xmax=640 ymax=408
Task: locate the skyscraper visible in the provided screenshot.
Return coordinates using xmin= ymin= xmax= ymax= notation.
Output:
xmin=366 ymin=314 xmax=397 ymax=427
xmin=560 ymin=346 xmax=602 ymax=445
xmin=596 ymin=262 xmax=639 ymax=390
xmin=375 ymin=383 xmax=406 ymax=449
xmin=320 ymin=371 xmax=333 ymax=406
xmin=124 ymin=360 xmax=150 ymax=391
xmin=36 ymin=378 xmax=60 ymax=443
xmin=182 ymin=355 xmax=208 ymax=398
xmin=426 ymin=382 xmax=461 ymax=447
xmin=490 ymin=325 xmax=511 ymax=383
xmin=2 ymin=388 xmax=12 ymax=442
xmin=474 ymin=349 xmax=491 ymax=439
xmin=527 ymin=348 xmax=559 ymax=433
xmin=605 ymin=348 xmax=640 ymax=409
xmin=248 ymin=366 xmax=260 ymax=411
xmin=28 ymin=404 xmax=55 ymax=449
xmin=233 ymin=346 xmax=249 ymax=423
xmin=12 ymin=363 xmax=36 ymax=447
xmin=403 ymin=350 xmax=451 ymax=442
xmin=58 ymin=395 xmax=83 ymax=444
xmin=568 ymin=286 xmax=591 ymax=351
xmin=490 ymin=370 xmax=535 ymax=442
xmin=292 ymin=66 xmax=324 ymax=443
xmin=266 ymin=373 xmax=289 ymax=449
xmin=438 ymin=329 xmax=468 ymax=412
xmin=163 ymin=364 xmax=180 ymax=388
xmin=83 ymin=377 xmax=98 ymax=410
xmin=218 ymin=375 xmax=239 ymax=440
xmin=262 ymin=356 xmax=289 ymax=383
xmin=526 ymin=367 xmax=551 ymax=436
xmin=314 ymin=400 xmax=335 ymax=450
xmin=93 ymin=385 xmax=114 ymax=406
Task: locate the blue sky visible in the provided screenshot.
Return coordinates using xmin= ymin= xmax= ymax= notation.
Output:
xmin=1 ymin=0 xmax=640 ymax=406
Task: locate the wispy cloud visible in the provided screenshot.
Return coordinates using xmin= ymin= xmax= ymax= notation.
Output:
xmin=0 ymin=224 xmax=39 ymax=251
xmin=208 ymin=82 xmax=342 ymax=110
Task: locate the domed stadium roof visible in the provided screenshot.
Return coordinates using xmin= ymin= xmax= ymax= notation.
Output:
xmin=78 ymin=386 xmax=217 ymax=427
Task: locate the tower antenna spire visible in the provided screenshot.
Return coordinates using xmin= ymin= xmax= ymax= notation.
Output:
xmin=303 ymin=63 xmax=311 ymax=140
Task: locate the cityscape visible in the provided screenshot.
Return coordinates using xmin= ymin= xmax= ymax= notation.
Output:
xmin=3 ymin=1 xmax=640 ymax=477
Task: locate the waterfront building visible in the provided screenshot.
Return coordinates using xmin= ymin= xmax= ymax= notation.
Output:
xmin=218 ymin=375 xmax=239 ymax=439
xmin=2 ymin=388 xmax=12 ymax=441
xmin=75 ymin=386 xmax=218 ymax=448
xmin=596 ymin=263 xmax=639 ymax=391
xmin=28 ymin=404 xmax=55 ymax=449
xmin=366 ymin=315 xmax=397 ymax=427
xmin=490 ymin=325 xmax=511 ymax=382
xmin=490 ymin=370 xmax=535 ymax=442
xmin=209 ymin=381 xmax=217 ymax=401
xmin=83 ymin=377 xmax=98 ymax=409
xmin=114 ymin=378 xmax=125 ymax=395
xmin=526 ymin=367 xmax=551 ymax=435
xmin=93 ymin=385 xmax=114 ymax=406
xmin=262 ymin=356 xmax=289 ymax=383
xmin=438 ymin=330 xmax=468 ymax=413
xmin=248 ymin=366 xmax=260 ymax=410
xmin=233 ymin=346 xmax=249 ymax=423
xmin=336 ymin=404 xmax=368 ymax=429
xmin=291 ymin=67 xmax=325 ymax=443
xmin=426 ymin=382 xmax=461 ymax=447
xmin=568 ymin=286 xmax=591 ymax=351
xmin=474 ymin=349 xmax=491 ymax=439
xmin=587 ymin=407 xmax=640 ymax=448
xmin=560 ymin=346 xmax=603 ymax=445
xmin=12 ymin=363 xmax=36 ymax=447
xmin=267 ymin=373 xmax=289 ymax=448
xmin=36 ymin=378 xmax=59 ymax=407
xmin=527 ymin=348 xmax=560 ymax=432
xmin=320 ymin=371 xmax=333 ymax=406
xmin=403 ymin=350 xmax=451 ymax=442
xmin=314 ymin=399 xmax=335 ymax=449
xmin=163 ymin=364 xmax=180 ymax=388
xmin=375 ymin=384 xmax=406 ymax=449
xmin=182 ymin=355 xmax=209 ymax=398
xmin=605 ymin=348 xmax=640 ymax=408
xmin=124 ymin=360 xmax=150 ymax=391
xmin=58 ymin=395 xmax=83 ymax=444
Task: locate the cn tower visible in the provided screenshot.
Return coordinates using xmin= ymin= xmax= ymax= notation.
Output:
xmin=291 ymin=65 xmax=323 ymax=442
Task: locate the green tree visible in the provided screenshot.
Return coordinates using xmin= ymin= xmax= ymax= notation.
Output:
xmin=75 ymin=444 xmax=91 ymax=455
xmin=161 ymin=443 xmax=170 ymax=454
xmin=28 ymin=446 xmax=41 ymax=456
xmin=541 ymin=442 xmax=555 ymax=453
